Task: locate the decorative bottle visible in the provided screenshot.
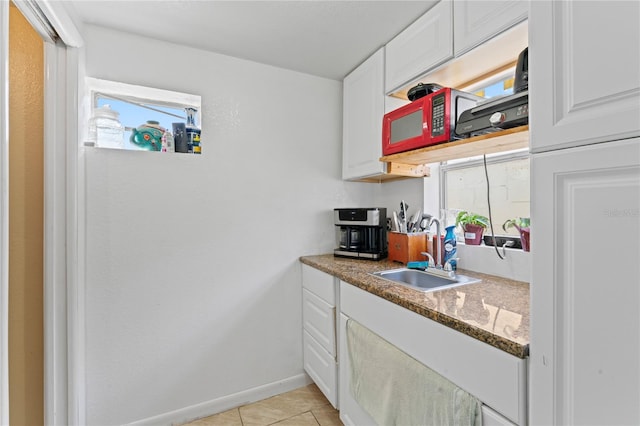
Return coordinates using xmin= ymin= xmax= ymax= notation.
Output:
xmin=443 ymin=225 xmax=457 ymax=271
xmin=89 ymin=104 xmax=124 ymax=149
xmin=161 ymin=130 xmax=174 ymax=152
xmin=185 ymin=107 xmax=201 ymax=154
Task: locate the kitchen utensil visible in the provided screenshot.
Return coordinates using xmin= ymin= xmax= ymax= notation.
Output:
xmin=408 ymin=208 xmax=422 ymax=233
xmin=399 ymin=201 xmax=409 ymax=232
xmin=392 ymin=211 xmax=400 ymax=232
xmin=407 ymin=82 xmax=443 ymax=101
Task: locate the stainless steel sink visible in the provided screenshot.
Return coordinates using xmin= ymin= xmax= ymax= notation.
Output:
xmin=371 ymin=268 xmax=481 ymax=292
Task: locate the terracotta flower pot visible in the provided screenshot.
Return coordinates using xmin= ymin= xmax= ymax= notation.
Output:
xmin=463 ymin=224 xmax=485 ymax=245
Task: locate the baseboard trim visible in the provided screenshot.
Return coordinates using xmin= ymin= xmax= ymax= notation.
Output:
xmin=126 ymin=374 xmax=313 ymax=426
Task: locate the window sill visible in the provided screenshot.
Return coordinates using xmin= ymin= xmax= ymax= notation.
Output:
xmin=456 ymin=243 xmax=530 ymax=283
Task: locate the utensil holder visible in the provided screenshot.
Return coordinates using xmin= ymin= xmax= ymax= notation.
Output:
xmin=388 ymin=232 xmax=428 ymax=264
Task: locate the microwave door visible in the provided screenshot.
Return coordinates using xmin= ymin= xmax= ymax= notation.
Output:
xmin=382 ymin=97 xmax=431 ymax=155
xmin=390 ymin=109 xmax=424 ymax=144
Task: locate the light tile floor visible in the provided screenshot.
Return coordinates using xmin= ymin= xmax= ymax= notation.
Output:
xmin=182 ymin=384 xmax=343 ymax=426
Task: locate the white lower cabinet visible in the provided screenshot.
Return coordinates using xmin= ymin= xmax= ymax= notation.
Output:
xmin=338 ymin=313 xmax=377 ymax=426
xmin=339 ymin=281 xmax=527 ymax=425
xmin=301 ymin=265 xmax=338 ymax=408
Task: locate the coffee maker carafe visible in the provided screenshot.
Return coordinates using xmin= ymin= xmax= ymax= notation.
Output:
xmin=334 ymin=208 xmax=387 ymax=260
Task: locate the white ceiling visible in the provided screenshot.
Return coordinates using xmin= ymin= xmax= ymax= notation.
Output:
xmin=65 ymin=0 xmax=438 ymax=80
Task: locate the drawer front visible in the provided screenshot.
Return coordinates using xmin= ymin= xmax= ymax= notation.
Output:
xmin=302 ymin=264 xmax=335 ymax=304
xmin=302 ymin=289 xmax=336 ymax=357
xmin=303 ymin=330 xmax=338 ymax=408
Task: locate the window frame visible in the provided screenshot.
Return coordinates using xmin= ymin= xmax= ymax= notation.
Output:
xmin=439 ymin=149 xmax=530 ymax=229
xmin=83 ymin=77 xmax=201 ymax=150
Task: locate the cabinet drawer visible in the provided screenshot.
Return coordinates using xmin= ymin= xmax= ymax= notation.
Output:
xmin=302 ymin=264 xmax=335 ymax=304
xmin=303 ymin=330 xmax=338 ymax=408
xmin=302 ymin=289 xmax=336 ymax=357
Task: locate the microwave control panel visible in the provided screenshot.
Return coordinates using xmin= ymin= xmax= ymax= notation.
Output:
xmin=431 ymin=93 xmax=445 ymax=137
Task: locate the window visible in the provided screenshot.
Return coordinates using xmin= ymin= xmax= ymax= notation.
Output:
xmin=441 ymin=151 xmax=530 ymax=238
xmin=464 ymin=66 xmax=515 ymax=99
xmin=84 ymin=78 xmax=202 ymax=153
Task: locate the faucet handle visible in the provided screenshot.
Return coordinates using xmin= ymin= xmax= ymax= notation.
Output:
xmin=443 ymin=258 xmax=459 ymax=274
xmin=420 ymin=252 xmax=435 ymax=268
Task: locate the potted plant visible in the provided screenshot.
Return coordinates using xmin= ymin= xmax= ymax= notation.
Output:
xmin=455 ymin=211 xmax=489 ymax=245
xmin=503 ymin=217 xmax=531 ymax=252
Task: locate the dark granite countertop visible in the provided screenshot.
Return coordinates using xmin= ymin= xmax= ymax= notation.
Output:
xmin=300 ymin=254 xmax=529 ymax=358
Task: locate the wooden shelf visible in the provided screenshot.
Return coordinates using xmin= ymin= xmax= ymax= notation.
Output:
xmin=380 ymin=125 xmax=529 ymax=166
xmin=354 ymin=163 xmax=431 ymax=183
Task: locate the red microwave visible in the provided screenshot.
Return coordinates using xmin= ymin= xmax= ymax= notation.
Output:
xmin=382 ymin=88 xmax=484 ymax=156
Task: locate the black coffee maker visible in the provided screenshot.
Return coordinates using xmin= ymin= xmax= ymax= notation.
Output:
xmin=334 ymin=208 xmax=387 ymax=260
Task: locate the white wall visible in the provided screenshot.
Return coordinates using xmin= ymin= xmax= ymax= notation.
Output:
xmin=373 ymin=177 xmax=424 ymax=223
xmin=80 ymin=25 xmax=376 ymax=425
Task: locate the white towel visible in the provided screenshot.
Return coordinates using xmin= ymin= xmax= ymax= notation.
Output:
xmin=347 ymin=319 xmax=482 ymax=426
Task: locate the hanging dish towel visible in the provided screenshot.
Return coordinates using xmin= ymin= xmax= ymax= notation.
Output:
xmin=347 ymin=319 xmax=482 ymax=426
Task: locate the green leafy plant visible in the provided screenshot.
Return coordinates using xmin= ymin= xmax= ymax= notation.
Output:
xmin=502 ymin=217 xmax=530 ymax=232
xmin=455 ymin=211 xmax=489 ymax=229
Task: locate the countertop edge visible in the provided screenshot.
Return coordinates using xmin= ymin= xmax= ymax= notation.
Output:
xmin=300 ymin=255 xmax=529 ymax=359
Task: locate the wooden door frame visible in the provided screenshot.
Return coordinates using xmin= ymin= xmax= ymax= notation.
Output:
xmin=0 ymin=3 xmax=10 ymax=422
xmin=1 ymin=1 xmax=83 ymax=424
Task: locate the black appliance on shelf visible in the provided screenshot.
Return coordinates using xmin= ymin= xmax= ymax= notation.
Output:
xmin=334 ymin=208 xmax=387 ymax=260
xmin=455 ymin=47 xmax=529 ymax=138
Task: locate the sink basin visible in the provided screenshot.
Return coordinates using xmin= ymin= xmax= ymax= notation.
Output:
xmin=371 ymin=268 xmax=481 ymax=292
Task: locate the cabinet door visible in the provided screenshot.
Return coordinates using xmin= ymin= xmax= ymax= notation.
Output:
xmin=385 ymin=1 xmax=453 ymax=93
xmin=529 ymin=1 xmax=640 ymax=152
xmin=530 ymin=138 xmax=640 ymax=425
xmin=303 ymin=331 xmax=337 ymax=408
xmin=454 ymin=0 xmax=528 ymax=56
xmin=338 ymin=313 xmax=377 ymax=426
xmin=302 ymin=289 xmax=336 ymax=357
xmin=342 ymin=48 xmax=386 ymax=180
xmin=341 ymin=281 xmax=527 ymax=425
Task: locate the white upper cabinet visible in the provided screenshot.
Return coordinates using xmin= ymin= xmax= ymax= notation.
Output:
xmin=530 ymin=138 xmax=640 ymax=426
xmin=529 ymin=1 xmax=640 ymax=153
xmin=342 ymin=48 xmax=386 ymax=180
xmin=385 ymin=1 xmax=453 ymax=94
xmin=454 ymin=0 xmax=528 ymax=56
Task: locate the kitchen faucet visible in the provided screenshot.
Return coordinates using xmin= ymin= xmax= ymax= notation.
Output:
xmin=421 ymin=217 xmax=459 ymax=279
xmin=428 ymin=217 xmax=443 ymax=268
